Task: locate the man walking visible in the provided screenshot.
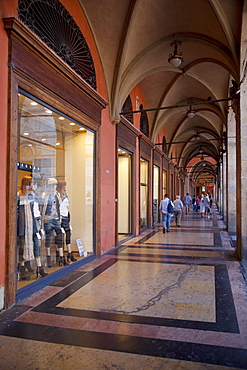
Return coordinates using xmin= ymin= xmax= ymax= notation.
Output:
xmin=183 ymin=193 xmax=192 ymax=214
xmin=173 ymin=195 xmax=184 ymax=227
xmin=160 ymin=194 xmax=174 ymax=233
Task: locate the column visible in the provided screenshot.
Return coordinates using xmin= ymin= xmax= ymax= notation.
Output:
xmin=237 ymin=0 xmax=247 ymax=261
xmin=227 ymin=107 xmax=236 ymax=233
xmin=223 ymin=153 xmax=227 ymax=222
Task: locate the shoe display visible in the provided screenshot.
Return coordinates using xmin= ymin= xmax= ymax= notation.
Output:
xmin=36 ymin=266 xmax=48 ymax=278
xmin=47 ymin=255 xmax=52 ymax=267
xmin=19 ymin=265 xmax=28 ymax=280
xmin=67 ymin=252 xmax=77 ymax=263
xmin=59 ymin=256 xmax=69 ymax=266
xmin=24 ymin=261 xmax=34 ymax=273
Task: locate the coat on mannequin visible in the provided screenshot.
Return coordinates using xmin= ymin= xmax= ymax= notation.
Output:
xmin=17 ymin=175 xmax=48 ymax=279
xmin=41 ymin=178 xmax=68 ymax=267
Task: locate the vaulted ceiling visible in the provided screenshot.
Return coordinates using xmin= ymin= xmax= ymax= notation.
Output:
xmin=78 ymin=0 xmax=243 ymax=184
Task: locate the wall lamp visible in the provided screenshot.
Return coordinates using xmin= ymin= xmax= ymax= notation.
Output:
xmin=168 ymin=40 xmax=183 ymax=68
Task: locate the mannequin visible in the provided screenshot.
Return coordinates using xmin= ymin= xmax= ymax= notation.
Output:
xmin=56 ymin=180 xmax=77 ymax=263
xmin=17 ymin=175 xmax=48 ymax=279
xmin=41 ymin=178 xmax=68 ymax=267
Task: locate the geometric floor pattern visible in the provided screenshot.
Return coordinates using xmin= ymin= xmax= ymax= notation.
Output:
xmin=0 ymin=209 xmax=247 ymax=369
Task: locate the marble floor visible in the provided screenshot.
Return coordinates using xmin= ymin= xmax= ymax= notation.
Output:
xmin=0 ymin=209 xmax=247 ymax=369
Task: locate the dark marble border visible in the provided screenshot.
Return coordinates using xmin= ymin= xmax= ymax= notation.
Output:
xmin=133 ymin=230 xmax=222 ymax=248
xmin=119 ymin=245 xmax=224 ymax=252
xmin=0 ymin=321 xmax=246 ymax=368
xmin=30 ymin=259 xmax=239 ymax=333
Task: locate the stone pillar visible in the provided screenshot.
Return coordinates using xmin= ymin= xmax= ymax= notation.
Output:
xmin=227 ymin=107 xmax=236 ymax=233
xmin=237 ymin=0 xmax=247 ymax=261
xmin=223 ymin=153 xmax=227 ymax=222
xmin=185 ymin=176 xmax=190 ymax=194
xmin=217 ymin=161 xmax=223 ymax=217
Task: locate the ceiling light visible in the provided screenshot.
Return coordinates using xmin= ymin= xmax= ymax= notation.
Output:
xmin=187 ymin=105 xmax=195 ymax=118
xmin=30 ymin=101 xmax=38 ymax=106
xmin=23 ymin=132 xmax=29 ymax=136
xmin=168 ymin=40 xmax=183 ymax=68
xmin=56 ymin=142 xmax=61 ymax=146
xmin=70 ymin=122 xmax=75 ymax=126
xmin=79 ymin=127 xmax=85 ymax=131
xmin=58 ymin=116 xmax=65 ymax=120
xmin=45 ymin=109 xmax=52 ymax=114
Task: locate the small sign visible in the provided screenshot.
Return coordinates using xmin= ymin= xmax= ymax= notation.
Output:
xmin=76 ymin=238 xmax=84 ymax=256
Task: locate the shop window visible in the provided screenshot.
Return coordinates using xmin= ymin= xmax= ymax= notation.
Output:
xmin=121 ymin=96 xmax=133 ymax=124
xmin=17 ymin=92 xmax=95 ymax=287
xmin=139 ymin=104 xmax=149 ymax=137
xmin=162 ymin=136 xmax=167 ymax=154
xmin=153 ymin=165 xmax=159 ymax=223
xmin=163 ymin=170 xmax=167 ymax=196
xmin=140 ymin=158 xmax=148 ymax=228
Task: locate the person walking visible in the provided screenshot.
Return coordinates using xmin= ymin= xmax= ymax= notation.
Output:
xmin=204 ymin=193 xmax=210 ymax=219
xmin=183 ymin=193 xmax=192 ymax=214
xmin=192 ymin=194 xmax=196 ymax=211
xmin=195 ymin=196 xmax=200 ymax=212
xmin=173 ymin=195 xmax=184 ymax=227
xmin=159 ymin=194 xmax=174 ymax=233
xmin=199 ymin=195 xmax=206 ymax=218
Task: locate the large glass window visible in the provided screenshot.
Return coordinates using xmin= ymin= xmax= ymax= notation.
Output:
xmin=163 ymin=170 xmax=167 ymax=196
xmin=153 ymin=165 xmax=159 ymax=223
xmin=118 ymin=148 xmax=132 ymax=240
xmin=140 ymin=158 xmax=148 ymax=229
xmin=17 ymin=92 xmax=95 ymax=287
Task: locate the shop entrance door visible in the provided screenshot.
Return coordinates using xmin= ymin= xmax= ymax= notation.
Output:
xmin=118 ymin=149 xmax=132 ymax=240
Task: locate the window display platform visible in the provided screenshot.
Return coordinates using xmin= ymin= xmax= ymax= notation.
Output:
xmin=16 ymin=253 xmax=94 ymax=303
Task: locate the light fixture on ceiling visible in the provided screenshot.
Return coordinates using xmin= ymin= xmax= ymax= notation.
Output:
xmin=168 ymin=40 xmax=183 ymax=68
xmin=187 ymin=105 xmax=195 ymax=118
xmin=198 ymin=146 xmax=203 ymax=154
xmin=194 ymin=130 xmax=200 ymax=140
